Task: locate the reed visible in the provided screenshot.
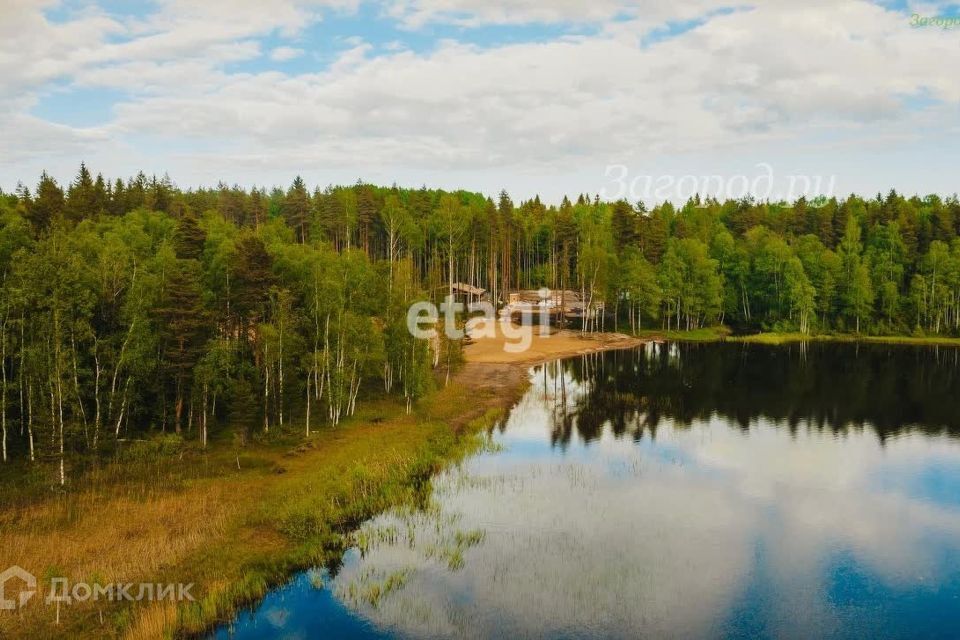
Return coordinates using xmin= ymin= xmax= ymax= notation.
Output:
xmin=0 ymin=382 xmax=503 ymax=639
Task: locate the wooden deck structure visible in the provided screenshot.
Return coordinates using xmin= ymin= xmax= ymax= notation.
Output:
xmin=501 ymin=289 xmax=604 ymax=323
xmin=447 ymin=282 xmax=488 ymax=305
xmin=439 ymin=284 xmax=604 ymax=325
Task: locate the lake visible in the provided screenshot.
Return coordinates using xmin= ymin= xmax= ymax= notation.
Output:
xmin=214 ymin=342 xmax=960 ymax=639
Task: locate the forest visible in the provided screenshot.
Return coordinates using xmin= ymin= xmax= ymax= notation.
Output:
xmin=553 ymin=343 xmax=960 ymax=447
xmin=1 ymin=164 xmax=960 ymax=475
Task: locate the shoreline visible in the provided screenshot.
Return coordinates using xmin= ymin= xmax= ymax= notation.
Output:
xmin=15 ymin=327 xmax=954 ymax=638
xmin=631 ymin=327 xmax=960 ymax=347
xmin=455 ymin=331 xmax=651 ymax=425
xmin=124 ymin=328 xmax=959 ymax=636
xmin=3 ymin=334 xmax=649 ymax=639
xmin=178 ymin=333 xmax=653 ymax=637
xmin=463 ymin=328 xmax=647 ymax=365
xmin=728 ymin=332 xmax=960 ymax=347
xmin=165 ymin=332 xmax=650 ymax=638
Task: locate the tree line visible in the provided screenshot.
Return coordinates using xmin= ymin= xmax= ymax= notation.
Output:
xmin=2 ymin=164 xmax=960 ymax=475
xmin=551 ymin=343 xmax=960 ymax=446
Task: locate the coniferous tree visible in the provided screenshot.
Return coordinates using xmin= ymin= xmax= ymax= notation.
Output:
xmin=611 ymin=200 xmax=638 ymax=256
xmin=230 ymin=234 xmax=275 ymax=339
xmin=109 ymin=178 xmax=126 ymax=216
xmin=2 ymin=163 xmax=960 ymax=470
xmin=356 ymin=182 xmax=378 ymax=254
xmin=157 ymin=259 xmax=208 ymax=432
xmin=174 ymin=214 xmax=207 ymax=261
xmin=283 ymin=176 xmax=311 ymax=243
xmin=65 ymin=162 xmax=96 ymax=223
xmin=29 ymin=171 xmax=64 ymax=232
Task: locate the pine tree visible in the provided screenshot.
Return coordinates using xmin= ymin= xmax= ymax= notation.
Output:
xmin=65 ymin=162 xmax=96 ymax=223
xmin=157 ymin=260 xmax=208 ymax=432
xmin=248 ymin=187 xmax=267 ymax=229
xmin=174 ymin=214 xmax=207 ymax=261
xmin=283 ymin=176 xmax=311 ymax=243
xmin=109 ymin=178 xmax=126 ymax=216
xmin=29 ymin=171 xmax=64 ymax=232
xmin=93 ymin=173 xmax=108 ymax=215
xmin=611 ymin=200 xmax=638 ymax=255
xmin=638 ymin=203 xmax=669 ymax=264
xmin=230 ymin=234 xmax=276 ymax=336
xmin=142 ymin=174 xmax=173 ymax=213
xmin=356 ymin=182 xmax=378 ymax=254
xmin=127 ymin=172 xmax=147 ymax=210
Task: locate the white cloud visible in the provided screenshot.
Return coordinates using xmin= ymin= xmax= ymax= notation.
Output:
xmin=384 ymin=0 xmax=639 ymax=28
xmin=0 ymin=0 xmax=356 ymax=96
xmin=327 ymin=374 xmax=960 ymax=640
xmin=270 ymin=45 xmax=305 ymax=61
xmin=1 ymin=0 xmax=959 ymax=200
xmin=0 ymin=112 xmax=110 ymax=165
xmin=105 ymin=2 xmax=960 ymax=162
xmin=0 ymin=0 xmax=123 ymax=96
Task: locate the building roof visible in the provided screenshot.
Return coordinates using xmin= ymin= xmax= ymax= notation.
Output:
xmin=451 ymin=282 xmax=487 ymax=295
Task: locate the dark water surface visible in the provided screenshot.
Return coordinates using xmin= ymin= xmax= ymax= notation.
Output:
xmin=215 ymin=342 xmax=960 ymax=639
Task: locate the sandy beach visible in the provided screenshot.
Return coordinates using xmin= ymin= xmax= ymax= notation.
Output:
xmin=463 ymin=326 xmax=645 ymax=364
xmin=445 ymin=328 xmax=648 ymax=432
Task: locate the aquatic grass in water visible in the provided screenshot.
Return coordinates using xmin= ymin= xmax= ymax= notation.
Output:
xmin=214 ymin=343 xmax=960 ymax=639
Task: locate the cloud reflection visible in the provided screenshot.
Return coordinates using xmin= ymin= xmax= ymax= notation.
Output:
xmin=330 ymin=344 xmax=960 ymax=639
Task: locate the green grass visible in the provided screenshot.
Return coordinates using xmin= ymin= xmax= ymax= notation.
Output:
xmin=729 ymin=332 xmax=811 ymax=345
xmin=0 ymin=382 xmax=508 ymax=640
xmin=730 ymin=332 xmax=960 ymax=347
xmin=633 ymin=326 xmax=732 ymax=342
xmin=630 ymin=326 xmax=960 ymax=347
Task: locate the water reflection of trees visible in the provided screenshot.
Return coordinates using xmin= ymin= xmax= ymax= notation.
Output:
xmin=537 ymin=342 xmax=960 ymax=446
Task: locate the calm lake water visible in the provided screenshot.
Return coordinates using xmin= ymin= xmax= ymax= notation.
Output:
xmin=215 ymin=342 xmax=960 ymax=639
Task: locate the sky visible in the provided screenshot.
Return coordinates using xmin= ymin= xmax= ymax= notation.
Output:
xmin=1 ymin=0 xmax=959 ymax=203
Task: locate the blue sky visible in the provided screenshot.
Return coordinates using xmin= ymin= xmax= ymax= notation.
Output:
xmin=2 ymin=0 xmax=959 ymax=202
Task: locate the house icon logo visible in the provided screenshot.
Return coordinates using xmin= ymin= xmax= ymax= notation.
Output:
xmin=0 ymin=566 xmax=37 ymax=611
